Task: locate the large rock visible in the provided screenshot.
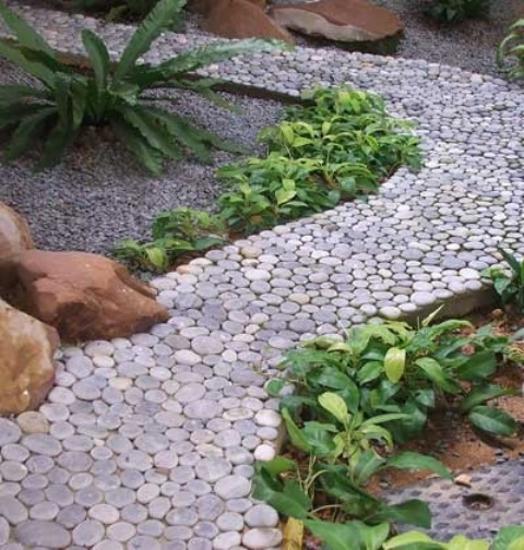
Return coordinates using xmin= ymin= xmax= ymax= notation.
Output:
xmin=190 ymin=0 xmax=266 ymax=14
xmin=15 ymin=250 xmax=169 ymax=342
xmin=0 ymin=298 xmax=59 ymax=415
xmin=204 ymin=0 xmax=294 ymax=42
xmin=270 ymin=0 xmax=403 ymax=42
xmin=0 ymin=202 xmax=34 ymax=292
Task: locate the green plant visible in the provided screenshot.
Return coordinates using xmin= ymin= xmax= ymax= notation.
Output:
xmin=72 ymin=0 xmax=169 ymax=21
xmin=218 ymin=87 xmax=421 ymax=232
xmin=425 ymin=0 xmax=490 ymax=23
xmin=114 ymin=207 xmax=226 ymax=271
xmin=270 ymin=313 xmax=517 ymax=443
xmin=498 ymin=19 xmax=524 ymax=80
xmin=483 ymin=248 xmax=524 ymax=312
xmin=261 ymin=87 xmax=422 ymax=180
xmin=217 ymin=154 xmax=341 ymax=232
xmin=0 ymin=0 xmax=282 ymax=173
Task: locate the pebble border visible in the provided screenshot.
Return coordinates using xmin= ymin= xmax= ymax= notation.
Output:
xmin=0 ymin=2 xmax=523 ymax=548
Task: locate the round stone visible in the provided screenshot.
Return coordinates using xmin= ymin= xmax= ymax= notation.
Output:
xmin=22 ymin=435 xmax=62 ymax=456
xmin=254 ymin=410 xmax=281 ymax=428
xmin=14 ymin=520 xmax=71 ymax=548
xmin=16 ymin=412 xmax=49 ymax=434
xmin=242 ymin=527 xmax=283 ymax=549
xmin=0 ymin=517 xmax=9 ymax=544
xmin=89 ymin=503 xmax=120 ymax=524
xmin=184 ymin=400 xmax=221 ymax=420
xmin=214 ymin=531 xmax=241 ymax=550
xmin=72 ymin=520 xmax=105 ymax=546
xmin=0 ymin=496 xmax=29 ymax=524
xmin=191 ymin=336 xmax=224 ymax=355
xmin=107 ymin=521 xmax=136 ymax=542
xmin=0 ymin=419 xmax=22 ymax=446
xmin=195 ymin=458 xmax=231 ymax=482
xmin=245 ymin=505 xmax=279 ymax=528
xmin=214 ymin=476 xmax=251 ymax=499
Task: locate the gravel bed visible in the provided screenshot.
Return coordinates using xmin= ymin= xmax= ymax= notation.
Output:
xmin=0 ymin=58 xmax=284 ymax=254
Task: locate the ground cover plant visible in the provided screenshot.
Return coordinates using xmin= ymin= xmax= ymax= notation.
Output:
xmin=425 ymin=0 xmax=490 ymax=23
xmin=256 ymin=311 xmax=522 ymax=549
xmin=497 ymin=18 xmax=524 ymax=80
xmin=115 ymin=86 xmax=421 ymax=271
xmin=114 ymin=207 xmax=226 ymax=271
xmin=484 ymin=249 xmax=524 ymax=313
xmin=0 ymin=0 xmax=280 ymax=173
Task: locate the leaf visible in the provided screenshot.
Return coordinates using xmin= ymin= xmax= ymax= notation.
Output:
xmin=0 ymin=41 xmax=56 ymax=86
xmin=114 ymin=0 xmax=187 ymax=82
xmin=386 ymin=451 xmax=452 ymax=480
xmin=266 ymin=379 xmax=285 ymax=397
xmin=252 ymin=468 xmax=310 ymax=519
xmin=259 ymin=456 xmax=297 ymax=476
xmin=468 ymin=406 xmax=518 ymax=437
xmin=303 ymin=520 xmax=362 ymax=550
xmin=281 ymin=408 xmax=311 ymax=453
xmin=302 ymin=421 xmax=338 ymax=456
xmin=0 ymin=84 xmax=50 ymax=102
xmin=383 ymin=531 xmax=443 ymax=549
xmin=492 ymin=526 xmax=524 ymax=550
xmin=383 ymin=347 xmax=406 ymax=383
xmin=283 ymin=518 xmax=303 ymax=550
xmin=371 ymin=499 xmax=432 ymax=528
xmin=455 ymin=350 xmax=497 ymax=381
xmin=81 ymin=29 xmax=110 ymax=91
xmin=318 ymin=392 xmax=349 ymax=424
xmin=460 ymin=384 xmax=514 ymax=412
xmin=357 ymin=521 xmax=390 ymax=550
xmin=0 ymin=1 xmax=56 ymax=58
xmin=352 ymin=450 xmax=386 ymax=485
xmin=415 ymin=357 xmax=460 ymax=394
xmin=357 ymin=361 xmax=383 ymax=384
xmin=4 ymin=106 xmax=56 ymax=161
xmin=447 ymin=535 xmax=489 ymax=550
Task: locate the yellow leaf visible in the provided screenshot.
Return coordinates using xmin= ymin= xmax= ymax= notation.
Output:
xmin=283 ymin=517 xmax=303 ymax=550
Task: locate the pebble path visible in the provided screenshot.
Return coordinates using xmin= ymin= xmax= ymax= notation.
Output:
xmin=0 ymin=2 xmax=523 ymax=548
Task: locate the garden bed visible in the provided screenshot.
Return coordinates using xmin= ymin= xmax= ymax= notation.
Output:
xmin=0 ymin=57 xmax=284 ymax=253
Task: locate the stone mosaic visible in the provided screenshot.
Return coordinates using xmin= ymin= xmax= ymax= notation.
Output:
xmin=0 ymin=1 xmax=522 ymax=548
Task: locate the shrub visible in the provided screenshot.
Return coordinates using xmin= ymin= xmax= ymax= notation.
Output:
xmin=497 ymin=19 xmax=524 ymax=80
xmin=219 ymin=87 xmax=421 ymax=232
xmin=114 ymin=207 xmax=226 ymax=271
xmin=426 ymin=0 xmax=490 ymax=23
xmin=0 ymin=0 xmax=281 ymax=173
xmin=484 ymin=248 xmax=524 ymax=312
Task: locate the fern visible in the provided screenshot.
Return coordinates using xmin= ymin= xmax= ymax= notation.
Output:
xmin=498 ymin=19 xmax=524 ymax=80
xmin=0 ymin=0 xmax=285 ymax=172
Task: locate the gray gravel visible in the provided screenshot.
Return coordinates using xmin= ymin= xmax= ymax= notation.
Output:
xmin=0 ymin=57 xmax=283 ymax=254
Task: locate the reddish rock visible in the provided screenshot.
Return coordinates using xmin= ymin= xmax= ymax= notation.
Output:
xmin=204 ymin=0 xmax=294 ymax=43
xmin=0 ymin=202 xmax=34 ymax=292
xmin=270 ymin=0 xmax=403 ymax=42
xmin=0 ymin=298 xmax=59 ymax=415
xmin=15 ymin=250 xmax=169 ymax=342
xmin=190 ymin=0 xmax=266 ymax=14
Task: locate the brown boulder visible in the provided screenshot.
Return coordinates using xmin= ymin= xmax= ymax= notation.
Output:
xmin=204 ymin=0 xmax=294 ymax=43
xmin=0 ymin=202 xmax=34 ymax=292
xmin=0 ymin=298 xmax=59 ymax=415
xmin=190 ymin=0 xmax=266 ymax=14
xmin=15 ymin=250 xmax=169 ymax=342
xmin=270 ymin=0 xmax=403 ymax=42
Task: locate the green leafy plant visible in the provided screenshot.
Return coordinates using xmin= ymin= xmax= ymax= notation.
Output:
xmin=483 ymin=248 xmax=524 ymax=312
xmin=0 ymin=0 xmax=281 ymax=173
xmin=425 ymin=0 xmax=490 ymax=23
xmin=72 ymin=0 xmax=170 ymax=22
xmin=497 ymin=19 xmax=524 ymax=80
xmin=270 ymin=313 xmax=517 ymax=443
xmin=114 ymin=207 xmax=226 ymax=271
xmin=217 ymin=154 xmax=342 ymax=232
xmin=218 ymin=87 xmax=421 ymax=232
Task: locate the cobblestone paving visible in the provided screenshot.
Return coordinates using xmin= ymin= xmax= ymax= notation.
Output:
xmin=0 ymin=2 xmax=523 ymax=548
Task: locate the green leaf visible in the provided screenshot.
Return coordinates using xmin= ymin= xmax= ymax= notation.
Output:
xmin=415 ymin=357 xmax=460 ymax=394
xmin=447 ymin=535 xmax=489 ymax=550
xmin=0 ymin=1 xmax=56 ymax=58
xmin=110 ymin=117 xmax=163 ymax=175
xmin=0 ymin=84 xmax=50 ymax=102
xmin=455 ymin=350 xmax=497 ymax=381
xmin=258 ymin=456 xmax=297 ymax=476
xmin=384 ymin=347 xmax=406 ymax=383
xmin=266 ymin=379 xmax=285 ymax=397
xmin=4 ymin=106 xmax=56 ymax=161
xmin=460 ymin=384 xmax=514 ymax=412
xmin=352 ymin=450 xmax=386 ymax=485
xmin=386 ymin=451 xmax=452 ymax=480
xmin=302 ymin=421 xmax=338 ymax=456
xmin=81 ymin=29 xmax=110 ymax=91
xmin=371 ymin=499 xmax=432 ymax=528
xmin=281 ymin=408 xmax=311 ymax=453
xmin=357 ymin=361 xmax=383 ymax=384
xmin=114 ymin=0 xmax=187 ymax=82
xmin=492 ymin=526 xmax=524 ymax=550
xmin=0 ymin=41 xmax=55 ymax=86
xmin=468 ymin=406 xmax=518 ymax=437
xmin=318 ymin=392 xmax=349 ymax=424
xmin=304 ymin=520 xmax=362 ymax=550
xmin=383 ymin=531 xmax=443 ymax=549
